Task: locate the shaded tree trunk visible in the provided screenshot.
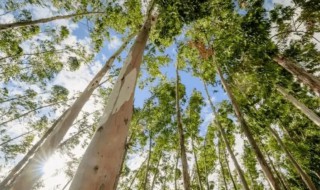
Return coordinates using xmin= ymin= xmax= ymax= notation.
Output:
xmin=268 ymin=126 xmax=317 ymax=190
xmin=274 ymin=55 xmax=320 ymax=96
xmin=266 ymin=153 xmax=291 ymax=190
xmin=276 ymin=85 xmax=320 ymax=127
xmin=218 ymin=139 xmax=228 ymax=190
xmin=204 ymin=81 xmax=249 ymax=190
xmin=68 ymin=8 xmax=156 ymax=190
xmin=9 ymin=33 xmax=135 ymax=190
xmin=176 ymin=65 xmax=191 ymax=190
xmin=0 ymin=12 xmax=104 ymax=31
xmin=191 ymin=136 xmax=203 ymax=190
xmin=215 ymin=65 xmax=280 ymax=190
xmin=223 ymin=147 xmax=238 ymax=190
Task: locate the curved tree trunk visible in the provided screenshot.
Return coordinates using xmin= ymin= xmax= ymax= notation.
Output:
xmin=215 ymin=65 xmax=280 ymax=190
xmin=176 ymin=65 xmax=191 ymax=190
xmin=276 ymin=85 xmax=320 ymax=127
xmin=8 ymin=33 xmax=135 ymax=190
xmin=0 ymin=12 xmax=104 ymax=31
xmin=69 ymin=8 xmax=156 ymax=190
xmin=274 ymin=55 xmax=320 ymax=96
xmin=268 ymin=126 xmax=317 ymax=190
xmin=203 ymin=81 xmax=249 ymax=190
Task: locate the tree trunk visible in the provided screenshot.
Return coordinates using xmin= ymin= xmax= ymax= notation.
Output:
xmin=268 ymin=126 xmax=317 ymax=190
xmin=175 ymin=152 xmax=179 ymax=190
xmin=203 ymin=81 xmax=248 ymax=190
xmin=203 ymin=136 xmax=210 ymax=190
xmin=0 ymin=111 xmax=68 ymax=189
xmin=0 ymin=12 xmax=104 ymax=31
xmin=274 ymin=55 xmax=320 ymax=96
xmin=266 ymin=153 xmax=291 ymax=190
xmin=218 ymin=139 xmax=228 ymax=190
xmin=191 ymin=136 xmax=203 ymax=190
xmin=223 ymin=146 xmax=238 ymax=190
xmin=8 ymin=33 xmax=135 ymax=190
xmin=215 ymin=65 xmax=280 ymax=190
xmin=276 ymin=85 xmax=320 ymax=127
xmin=176 ymin=65 xmax=191 ymax=190
xmin=150 ymin=154 xmax=162 ymax=190
xmin=0 ymin=129 xmax=36 ymax=147
xmin=69 ymin=9 xmax=156 ymax=190
xmin=143 ymin=132 xmax=152 ymax=190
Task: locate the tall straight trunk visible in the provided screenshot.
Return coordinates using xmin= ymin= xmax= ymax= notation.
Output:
xmin=215 ymin=65 xmax=280 ymax=190
xmin=223 ymin=147 xmax=238 ymax=190
xmin=218 ymin=139 xmax=228 ymax=190
xmin=191 ymin=136 xmax=203 ymax=190
xmin=276 ymin=85 xmax=320 ymax=127
xmin=268 ymin=126 xmax=317 ymax=190
xmin=143 ymin=132 xmax=152 ymax=190
xmin=69 ymin=8 xmax=156 ymax=190
xmin=203 ymin=81 xmax=249 ymax=190
xmin=114 ymin=133 xmax=134 ymax=190
xmin=176 ymin=66 xmax=191 ymax=190
xmin=150 ymin=154 xmax=162 ymax=190
xmin=0 ymin=111 xmax=68 ymax=189
xmin=203 ymin=136 xmax=210 ymax=190
xmin=174 ymin=152 xmax=179 ymax=190
xmin=0 ymin=12 xmax=104 ymax=31
xmin=266 ymin=153 xmax=291 ymax=190
xmin=274 ymin=55 xmax=320 ymax=96
xmin=9 ymin=33 xmax=135 ymax=190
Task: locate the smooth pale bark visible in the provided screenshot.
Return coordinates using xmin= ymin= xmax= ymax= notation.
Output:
xmin=218 ymin=140 xmax=228 ymax=190
xmin=268 ymin=126 xmax=317 ymax=190
xmin=9 ymin=34 xmax=134 ymax=190
xmin=143 ymin=133 xmax=152 ymax=190
xmin=0 ymin=12 xmax=104 ymax=31
xmin=223 ymin=147 xmax=238 ymax=190
xmin=215 ymin=65 xmax=280 ymax=190
xmin=276 ymin=85 xmax=320 ymax=127
xmin=191 ymin=137 xmax=203 ymax=190
xmin=176 ymin=66 xmax=191 ymax=190
xmin=204 ymin=81 xmax=249 ymax=190
xmin=0 ymin=111 xmax=68 ymax=189
xmin=69 ymin=9 xmax=156 ymax=190
xmin=274 ymin=55 xmax=320 ymax=96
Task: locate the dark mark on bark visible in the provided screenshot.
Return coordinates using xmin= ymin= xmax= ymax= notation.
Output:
xmin=97 ymin=126 xmax=103 ymax=132
xmin=94 ymin=165 xmax=99 ymax=172
xmin=124 ymin=118 xmax=128 ymax=125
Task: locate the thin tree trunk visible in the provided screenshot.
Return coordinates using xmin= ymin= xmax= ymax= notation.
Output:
xmin=268 ymin=126 xmax=317 ymax=190
xmin=143 ymin=132 xmax=152 ymax=190
xmin=61 ymin=178 xmax=72 ymax=190
xmin=176 ymin=65 xmax=191 ymax=190
xmin=175 ymin=152 xmax=179 ymax=190
xmin=69 ymin=6 xmax=156 ymax=189
xmin=276 ymin=85 xmax=320 ymax=127
xmin=223 ymin=147 xmax=238 ymax=190
xmin=215 ymin=65 xmax=280 ymax=190
xmin=0 ymin=111 xmax=68 ymax=189
xmin=203 ymin=136 xmax=210 ymax=190
xmin=203 ymin=81 xmax=249 ymax=190
xmin=128 ymin=158 xmax=147 ymax=190
xmin=266 ymin=153 xmax=291 ymax=190
xmin=150 ymin=154 xmax=162 ymax=190
xmin=191 ymin=136 xmax=203 ymax=190
xmin=0 ymin=12 xmax=104 ymax=31
xmin=274 ymin=55 xmax=320 ymax=96
xmin=9 ymin=33 xmax=135 ymax=190
xmin=0 ymin=129 xmax=36 ymax=147
xmin=218 ymin=139 xmax=228 ymax=190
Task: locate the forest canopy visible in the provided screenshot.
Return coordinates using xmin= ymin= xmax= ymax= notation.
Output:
xmin=0 ymin=0 xmax=320 ymax=189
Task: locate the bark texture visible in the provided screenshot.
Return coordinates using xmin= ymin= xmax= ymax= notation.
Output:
xmin=69 ymin=11 xmax=156 ymax=190
xmin=9 ymin=33 xmax=134 ymax=190
xmin=274 ymin=55 xmax=320 ymax=96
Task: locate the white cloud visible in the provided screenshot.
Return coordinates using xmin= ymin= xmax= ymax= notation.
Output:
xmin=107 ymin=36 xmax=122 ymax=50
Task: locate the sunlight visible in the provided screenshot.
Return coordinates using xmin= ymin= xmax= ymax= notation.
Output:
xmin=41 ymin=153 xmax=65 ymax=178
